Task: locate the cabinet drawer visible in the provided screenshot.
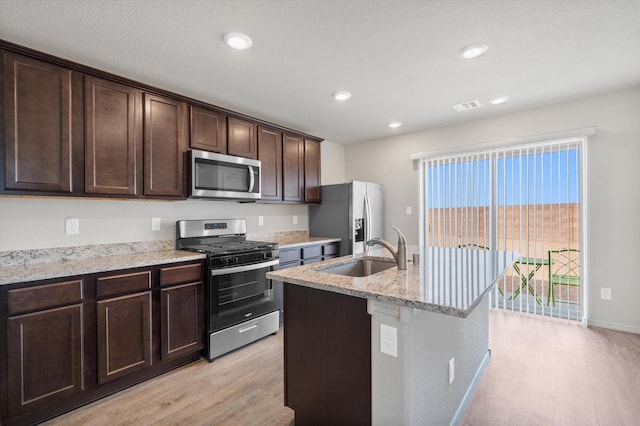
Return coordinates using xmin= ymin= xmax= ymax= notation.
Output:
xmin=97 ymin=271 xmax=151 ymax=298
xmin=160 ymin=263 xmax=203 ymax=287
xmin=279 ymin=248 xmax=301 ymax=264
xmin=8 ymin=280 xmax=83 ymax=315
xmin=302 ymin=245 xmax=322 ymax=260
xmin=323 ymin=243 xmax=339 ymax=257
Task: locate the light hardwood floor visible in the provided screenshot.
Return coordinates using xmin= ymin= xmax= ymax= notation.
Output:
xmin=44 ymin=309 xmax=640 ymax=425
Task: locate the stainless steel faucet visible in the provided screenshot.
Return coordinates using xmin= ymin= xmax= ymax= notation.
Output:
xmin=366 ymin=226 xmax=408 ymax=270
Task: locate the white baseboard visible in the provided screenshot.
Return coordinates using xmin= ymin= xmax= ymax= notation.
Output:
xmin=450 ymin=349 xmax=491 ymax=426
xmin=588 ymin=319 xmax=640 ymax=334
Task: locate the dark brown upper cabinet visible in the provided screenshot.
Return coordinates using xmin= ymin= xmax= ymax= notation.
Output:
xmin=258 ymin=126 xmax=283 ymax=202
xmin=304 ymin=139 xmax=321 ymax=203
xmin=143 ymin=94 xmax=188 ymax=198
xmin=2 ymin=52 xmax=77 ymax=193
xmin=1 ymin=42 xmax=323 ymax=202
xmin=227 ymin=116 xmax=257 ymax=159
xmin=189 ymin=105 xmax=227 ymax=153
xmin=282 ymin=133 xmax=305 ymax=203
xmin=85 ymin=76 xmax=142 ymax=196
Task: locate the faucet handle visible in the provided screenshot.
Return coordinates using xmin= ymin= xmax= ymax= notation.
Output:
xmin=366 ymin=237 xmax=381 ymax=246
xmin=391 ymin=226 xmax=407 ymax=245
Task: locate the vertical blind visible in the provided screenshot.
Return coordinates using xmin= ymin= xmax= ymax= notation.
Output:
xmin=419 ymin=137 xmax=584 ymax=320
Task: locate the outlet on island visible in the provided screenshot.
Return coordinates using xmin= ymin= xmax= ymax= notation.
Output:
xmin=380 ymin=324 xmax=397 ymax=358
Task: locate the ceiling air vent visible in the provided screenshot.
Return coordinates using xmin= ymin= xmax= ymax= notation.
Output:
xmin=453 ymin=99 xmax=482 ymax=112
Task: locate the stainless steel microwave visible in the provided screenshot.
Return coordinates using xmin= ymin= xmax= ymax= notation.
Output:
xmin=188 ymin=149 xmax=261 ymax=201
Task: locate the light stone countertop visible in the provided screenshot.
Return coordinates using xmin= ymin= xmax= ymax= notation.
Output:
xmin=267 ymin=246 xmax=518 ymax=318
xmin=0 ymin=232 xmax=340 ymax=287
xmin=0 ymin=250 xmax=206 ymax=286
xmin=273 ymin=235 xmax=341 ymax=249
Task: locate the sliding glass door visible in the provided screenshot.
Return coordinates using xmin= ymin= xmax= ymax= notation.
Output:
xmin=421 ymin=138 xmax=584 ymax=320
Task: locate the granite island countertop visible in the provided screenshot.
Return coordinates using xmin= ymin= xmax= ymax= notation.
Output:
xmin=267 ymin=246 xmax=518 ymax=318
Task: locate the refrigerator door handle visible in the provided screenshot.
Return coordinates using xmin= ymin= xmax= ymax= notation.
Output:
xmin=364 ymin=194 xmax=372 ymax=244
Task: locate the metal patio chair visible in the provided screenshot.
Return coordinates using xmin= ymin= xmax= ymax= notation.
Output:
xmin=546 ymin=248 xmax=581 ymax=307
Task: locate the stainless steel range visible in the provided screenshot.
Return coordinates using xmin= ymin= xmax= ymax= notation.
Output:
xmin=176 ymin=219 xmax=279 ymax=361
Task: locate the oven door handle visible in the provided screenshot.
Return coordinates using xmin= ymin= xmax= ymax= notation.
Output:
xmin=210 ymin=259 xmax=279 ymax=276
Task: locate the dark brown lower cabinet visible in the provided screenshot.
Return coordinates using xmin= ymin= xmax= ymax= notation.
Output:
xmin=97 ymin=291 xmax=152 ymax=384
xmin=161 ymin=281 xmax=204 ymax=360
xmin=284 ymin=283 xmax=371 ymax=426
xmin=1 ymin=260 xmax=204 ymax=426
xmin=7 ymin=304 xmax=83 ymax=415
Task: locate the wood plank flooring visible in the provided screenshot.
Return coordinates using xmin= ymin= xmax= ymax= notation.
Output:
xmin=463 ymin=309 xmax=640 ymax=426
xmin=43 ymin=310 xmax=640 ymax=425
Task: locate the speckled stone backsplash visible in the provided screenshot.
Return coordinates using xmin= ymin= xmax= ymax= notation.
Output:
xmin=0 ymin=240 xmax=174 ymax=266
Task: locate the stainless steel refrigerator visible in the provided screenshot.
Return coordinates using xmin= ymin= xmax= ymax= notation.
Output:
xmin=309 ymin=181 xmax=384 ymax=256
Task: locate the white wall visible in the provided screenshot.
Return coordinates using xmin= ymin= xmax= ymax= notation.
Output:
xmin=345 ymin=85 xmax=640 ymax=333
xmin=320 ymin=140 xmax=346 ymax=184
xmin=0 ymin=194 xmax=311 ymax=251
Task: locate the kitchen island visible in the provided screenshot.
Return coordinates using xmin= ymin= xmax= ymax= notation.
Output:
xmin=267 ymin=246 xmax=517 ymax=426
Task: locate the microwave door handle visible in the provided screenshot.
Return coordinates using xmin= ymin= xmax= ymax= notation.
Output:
xmin=248 ymin=166 xmax=255 ymax=192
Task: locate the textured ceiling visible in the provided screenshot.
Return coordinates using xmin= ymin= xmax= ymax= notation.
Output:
xmin=1 ymin=0 xmax=639 ymax=144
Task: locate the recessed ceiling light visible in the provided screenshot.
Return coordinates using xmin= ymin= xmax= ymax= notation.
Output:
xmin=332 ymin=91 xmax=352 ymax=101
xmin=458 ymin=43 xmax=488 ymax=59
xmin=489 ymin=96 xmax=509 ymax=105
xmin=388 ymin=122 xmax=402 ymax=128
xmin=224 ymin=32 xmax=253 ymax=50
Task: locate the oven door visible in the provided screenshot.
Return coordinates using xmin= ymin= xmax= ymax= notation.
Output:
xmin=208 ymin=260 xmax=279 ymax=331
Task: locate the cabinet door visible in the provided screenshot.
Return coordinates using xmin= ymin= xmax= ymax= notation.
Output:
xmin=97 ymin=291 xmax=152 ymax=384
xmin=190 ymin=105 xmax=227 ymax=153
xmin=85 ymin=76 xmax=142 ymax=195
xmin=2 ymin=52 xmax=73 ymax=193
xmin=257 ymin=126 xmax=283 ymax=201
xmin=227 ymin=116 xmax=257 ymax=159
xmin=144 ymin=94 xmax=187 ymax=197
xmin=161 ymin=281 xmax=204 ymax=360
xmin=7 ymin=304 xmax=83 ymax=414
xmin=304 ymin=139 xmax=321 ymax=203
xmin=282 ymin=133 xmax=304 ymax=203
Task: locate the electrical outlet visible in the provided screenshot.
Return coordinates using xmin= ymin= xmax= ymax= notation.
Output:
xmin=258 ymin=216 xmax=264 ymax=226
xmin=293 ymin=215 xmax=298 ymax=225
xmin=405 ymin=206 xmax=412 ymax=216
xmin=380 ymin=324 xmax=397 ymax=358
xmin=601 ymin=288 xmax=612 ymax=301
xmin=151 ymin=217 xmax=161 ymax=231
xmin=449 ymin=358 xmax=455 ymax=385
xmin=65 ymin=218 xmax=79 ymax=235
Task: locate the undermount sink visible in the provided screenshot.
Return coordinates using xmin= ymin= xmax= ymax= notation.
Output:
xmin=318 ymin=258 xmax=397 ymax=277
